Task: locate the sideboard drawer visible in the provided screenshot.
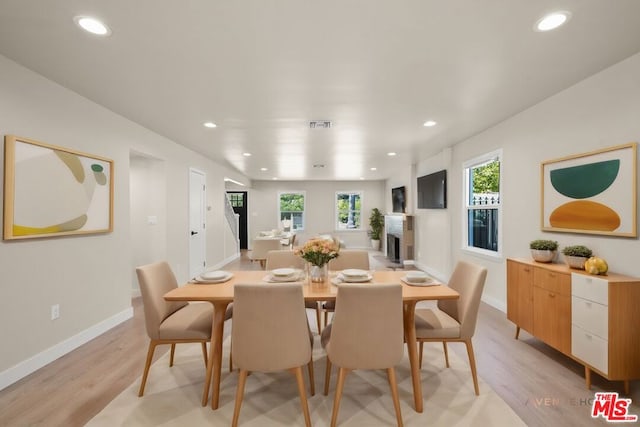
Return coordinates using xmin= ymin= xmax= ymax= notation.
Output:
xmin=571 ymin=273 xmax=608 ymax=305
xmin=534 ymin=268 xmax=570 ymax=295
xmin=572 ymin=296 xmax=608 ymax=340
xmin=572 ymin=325 xmax=608 ymax=374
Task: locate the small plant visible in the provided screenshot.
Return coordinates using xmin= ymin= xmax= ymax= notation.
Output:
xmin=562 ymin=245 xmax=593 ymax=258
xmin=529 ymin=239 xmax=558 ymax=251
xmin=368 ymin=208 xmax=384 ymax=241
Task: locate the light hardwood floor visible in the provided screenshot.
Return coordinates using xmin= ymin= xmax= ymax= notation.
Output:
xmin=1 ymin=251 xmax=638 ymax=426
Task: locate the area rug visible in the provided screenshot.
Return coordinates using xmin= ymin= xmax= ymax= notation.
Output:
xmin=88 ymin=334 xmax=525 ymax=426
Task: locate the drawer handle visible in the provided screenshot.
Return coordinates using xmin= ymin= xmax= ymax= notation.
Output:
xmin=585 ymin=301 xmax=592 ymax=307
xmin=549 ymin=273 xmax=556 ymax=278
xmin=523 ymin=268 xmax=530 ymax=272
xmin=585 ymin=333 xmax=592 ymax=340
xmin=548 ymin=292 xmax=555 ymax=298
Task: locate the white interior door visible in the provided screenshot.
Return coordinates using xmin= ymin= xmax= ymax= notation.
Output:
xmin=189 ymin=168 xmax=206 ymax=278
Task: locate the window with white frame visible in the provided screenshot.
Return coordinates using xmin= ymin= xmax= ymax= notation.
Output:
xmin=336 ymin=191 xmax=362 ymax=230
xmin=464 ymin=150 xmax=502 ymax=255
xmin=279 ymin=192 xmax=305 ymax=231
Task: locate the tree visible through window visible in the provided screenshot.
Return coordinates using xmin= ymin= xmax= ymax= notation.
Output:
xmin=279 ymin=192 xmax=305 ymax=230
xmin=336 ymin=192 xmax=362 ymax=230
xmin=465 ymin=151 xmax=501 ymax=254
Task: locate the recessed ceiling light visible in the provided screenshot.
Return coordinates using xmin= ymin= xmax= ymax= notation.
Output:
xmin=359 ymin=177 xmax=365 ymax=180
xmin=387 ymin=152 xmax=397 ymax=156
xmin=535 ymin=11 xmax=570 ymax=32
xmin=423 ymin=120 xmax=437 ymax=127
xmin=242 ymin=152 xmax=251 ymax=157
xmin=74 ymin=16 xmax=111 ymax=36
xmin=203 ymin=122 xmax=217 ymax=128
xmin=260 ymin=167 xmax=268 ymax=171
xmin=370 ymin=167 xmax=377 ymax=171
xmin=272 ymin=177 xmax=278 ymax=180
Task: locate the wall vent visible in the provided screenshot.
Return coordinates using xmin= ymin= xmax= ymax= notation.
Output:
xmin=309 ymin=120 xmax=332 ymax=129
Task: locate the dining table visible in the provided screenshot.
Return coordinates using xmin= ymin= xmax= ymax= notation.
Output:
xmin=164 ymin=269 xmax=459 ymax=413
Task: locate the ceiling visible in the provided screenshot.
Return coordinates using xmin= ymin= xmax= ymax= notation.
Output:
xmin=1 ymin=1 xmax=640 ymax=182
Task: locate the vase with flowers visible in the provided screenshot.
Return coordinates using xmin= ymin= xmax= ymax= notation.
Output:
xmin=295 ymin=237 xmax=340 ymax=282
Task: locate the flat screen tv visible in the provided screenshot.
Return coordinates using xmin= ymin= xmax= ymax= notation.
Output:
xmin=417 ymin=169 xmax=447 ymax=209
xmin=391 ymin=186 xmax=406 ymax=213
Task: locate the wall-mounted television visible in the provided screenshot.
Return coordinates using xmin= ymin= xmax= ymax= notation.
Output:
xmin=417 ymin=170 xmax=447 ymax=209
xmin=391 ymin=186 xmax=406 ymax=213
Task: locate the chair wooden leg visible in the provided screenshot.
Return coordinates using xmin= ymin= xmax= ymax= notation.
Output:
xmin=515 ymin=326 xmax=520 ymax=340
xmin=229 ymin=339 xmax=233 ymax=372
xmin=307 ymin=357 xmax=315 ymax=396
xmin=387 ymin=367 xmax=404 ymax=427
xmin=443 ymin=342 xmax=450 ymax=368
xmin=324 ymin=357 xmax=332 ymax=396
xmin=232 ymin=370 xmax=249 ymax=427
xmin=292 ymin=367 xmax=312 ymax=427
xmin=201 ymin=342 xmax=208 ymax=367
xmin=315 ymin=306 xmax=322 ymax=334
xmin=138 ymin=340 xmax=157 ymax=397
xmin=324 ymin=311 xmax=329 ymax=329
xmin=418 ymin=342 xmax=423 ymax=369
xmin=464 ymin=339 xmax=480 ymax=396
xmin=330 ymin=368 xmax=349 ymax=427
xmin=169 ymin=343 xmax=176 ymax=367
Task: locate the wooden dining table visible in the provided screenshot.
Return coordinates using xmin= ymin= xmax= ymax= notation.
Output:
xmin=164 ymin=269 xmax=459 ymax=413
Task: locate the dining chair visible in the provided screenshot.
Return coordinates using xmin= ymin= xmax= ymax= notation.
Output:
xmin=231 ymin=283 xmax=315 ymax=427
xmin=265 ymin=250 xmax=322 ymax=333
xmin=135 ymin=261 xmax=232 ymax=397
xmin=321 ymin=250 xmax=371 ymax=327
xmin=249 ymin=238 xmax=283 ymax=268
xmin=414 ymin=260 xmax=487 ymax=395
xmin=321 ymin=283 xmax=404 ymax=427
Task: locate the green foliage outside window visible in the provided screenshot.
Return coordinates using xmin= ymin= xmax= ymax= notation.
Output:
xmin=472 ymin=160 xmax=500 ymax=194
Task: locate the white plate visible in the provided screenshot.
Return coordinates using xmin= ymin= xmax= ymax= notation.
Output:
xmin=341 ymin=269 xmax=368 ymax=278
xmin=263 ymin=270 xmax=304 ymax=283
xmin=272 ymin=268 xmax=295 ymax=277
xmin=200 ymin=270 xmax=228 ymax=280
xmin=338 ymin=273 xmax=373 ymax=283
xmin=193 ymin=272 xmax=234 ymax=284
xmin=401 ymin=276 xmax=436 ymax=286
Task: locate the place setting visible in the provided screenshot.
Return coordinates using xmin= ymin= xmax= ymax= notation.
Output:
xmin=401 ymin=270 xmax=436 ymax=286
xmin=190 ymin=270 xmax=234 ymax=284
xmin=332 ymin=268 xmax=373 ymax=285
xmin=263 ymin=267 xmax=305 ymax=283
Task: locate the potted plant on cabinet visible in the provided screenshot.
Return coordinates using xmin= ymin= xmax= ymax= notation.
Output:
xmin=529 ymin=239 xmax=558 ymax=263
xmin=368 ymin=208 xmax=384 ymax=251
xmin=562 ymin=245 xmax=593 ymax=269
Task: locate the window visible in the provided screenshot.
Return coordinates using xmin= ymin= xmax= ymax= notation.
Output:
xmin=279 ymin=192 xmax=305 ymax=231
xmin=464 ymin=150 xmax=502 ymax=256
xmin=227 ymin=192 xmax=244 ymax=208
xmin=336 ymin=192 xmax=362 ymax=230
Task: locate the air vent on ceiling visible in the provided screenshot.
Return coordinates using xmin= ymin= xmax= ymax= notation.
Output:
xmin=309 ymin=120 xmax=332 ymax=129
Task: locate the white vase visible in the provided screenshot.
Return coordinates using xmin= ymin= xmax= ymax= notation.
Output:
xmin=309 ymin=264 xmax=328 ymax=283
xmin=565 ymin=255 xmax=587 ymax=269
xmin=530 ymin=249 xmax=556 ymax=263
xmin=371 ymin=239 xmax=381 ymax=251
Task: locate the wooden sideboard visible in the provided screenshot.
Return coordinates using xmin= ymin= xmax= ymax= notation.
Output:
xmin=506 ymin=258 xmax=640 ymax=394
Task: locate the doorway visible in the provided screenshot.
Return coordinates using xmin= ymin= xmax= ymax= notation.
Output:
xmin=189 ymin=169 xmax=206 ymax=278
xmin=227 ymin=191 xmax=248 ymax=249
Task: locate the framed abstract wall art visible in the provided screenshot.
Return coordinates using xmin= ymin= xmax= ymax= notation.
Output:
xmin=541 ymin=142 xmax=637 ymax=237
xmin=3 ymin=135 xmax=114 ymax=240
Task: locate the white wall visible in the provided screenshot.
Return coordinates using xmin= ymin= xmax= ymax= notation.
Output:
xmin=0 ymin=54 xmax=242 ymax=388
xmin=416 ymin=52 xmax=640 ymax=311
xmin=248 ymin=180 xmax=386 ymax=248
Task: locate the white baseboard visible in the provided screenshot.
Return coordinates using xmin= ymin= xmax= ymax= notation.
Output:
xmin=0 ymin=306 xmax=133 ymax=392
xmin=481 ymin=294 xmax=506 ymax=313
xmin=210 ymin=253 xmax=240 ymax=270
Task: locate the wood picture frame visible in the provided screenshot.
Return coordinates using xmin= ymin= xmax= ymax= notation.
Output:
xmin=541 ymin=142 xmax=637 ymax=237
xmin=3 ymin=135 xmax=114 ymax=240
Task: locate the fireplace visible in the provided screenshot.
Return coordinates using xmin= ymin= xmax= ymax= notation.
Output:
xmin=387 ymin=234 xmax=401 ymax=263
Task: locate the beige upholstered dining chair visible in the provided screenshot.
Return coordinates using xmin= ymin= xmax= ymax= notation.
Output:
xmin=414 ymin=260 xmax=487 ymax=396
xmin=321 ymin=283 xmax=404 ymax=427
xmin=135 ymin=261 xmax=232 ymax=397
xmin=321 ymin=250 xmax=371 ymax=327
xmin=249 ymin=238 xmax=283 ymax=268
xmin=231 ymin=283 xmax=315 ymax=427
xmin=266 ymin=250 xmax=322 ymax=333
